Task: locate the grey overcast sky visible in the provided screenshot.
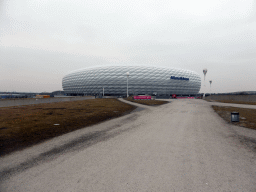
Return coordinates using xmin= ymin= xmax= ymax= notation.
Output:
xmin=0 ymin=0 xmax=255 ymax=93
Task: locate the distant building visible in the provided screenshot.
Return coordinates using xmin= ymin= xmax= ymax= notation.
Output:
xmin=52 ymin=90 xmax=66 ymax=96
xmin=0 ymin=94 xmax=27 ymax=99
xmin=62 ymin=66 xmax=201 ymax=96
xmin=38 ymin=92 xmax=54 ymax=97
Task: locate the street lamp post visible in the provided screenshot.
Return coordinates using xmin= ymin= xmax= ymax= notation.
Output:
xmin=209 ymin=80 xmax=212 ymax=95
xmin=126 ymin=72 xmax=129 ymax=98
xmin=103 ymin=87 xmax=104 ymax=97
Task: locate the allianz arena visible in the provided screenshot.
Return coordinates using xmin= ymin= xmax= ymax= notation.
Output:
xmin=62 ymin=66 xmax=201 ymax=96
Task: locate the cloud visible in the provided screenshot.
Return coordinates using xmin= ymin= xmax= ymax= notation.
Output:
xmin=0 ymin=0 xmax=255 ymax=92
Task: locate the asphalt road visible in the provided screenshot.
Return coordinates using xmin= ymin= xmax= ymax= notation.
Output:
xmin=0 ymin=99 xmax=256 ymax=192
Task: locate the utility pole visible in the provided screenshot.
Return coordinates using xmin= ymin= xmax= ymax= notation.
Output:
xmin=126 ymin=72 xmax=129 ymax=98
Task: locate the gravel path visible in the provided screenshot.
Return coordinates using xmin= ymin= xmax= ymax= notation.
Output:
xmin=0 ymin=99 xmax=255 ymax=192
xmin=205 ymin=100 xmax=256 ymax=109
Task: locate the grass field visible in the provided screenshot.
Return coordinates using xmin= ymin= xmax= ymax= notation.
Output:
xmin=212 ymin=105 xmax=256 ymax=130
xmin=0 ymin=98 xmax=136 ymax=156
xmin=125 ymin=96 xmax=169 ymax=106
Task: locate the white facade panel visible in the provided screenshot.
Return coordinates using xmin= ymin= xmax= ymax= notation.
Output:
xmin=62 ymin=66 xmax=201 ymax=95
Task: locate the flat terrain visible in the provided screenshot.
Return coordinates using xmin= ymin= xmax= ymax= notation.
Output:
xmin=125 ymin=96 xmax=169 ymax=105
xmin=205 ymin=99 xmax=256 ymax=130
xmin=205 ymin=98 xmax=256 ymax=105
xmin=0 ymin=98 xmax=136 ymax=156
xmin=0 ymin=99 xmax=256 ymax=191
xmin=212 ymin=105 xmax=256 ymax=130
xmin=0 ymin=96 xmax=95 ymax=108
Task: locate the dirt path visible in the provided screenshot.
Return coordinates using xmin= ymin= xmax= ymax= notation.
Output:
xmin=1 ymin=100 xmax=255 ymax=191
xmin=206 ymin=100 xmax=256 ymax=109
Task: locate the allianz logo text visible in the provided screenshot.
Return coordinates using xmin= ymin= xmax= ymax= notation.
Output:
xmin=170 ymin=76 xmax=189 ymax=81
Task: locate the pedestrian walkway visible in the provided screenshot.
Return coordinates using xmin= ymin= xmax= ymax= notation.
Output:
xmin=1 ymin=99 xmax=255 ymax=191
xmin=157 ymin=98 xmax=256 ymax=109
xmin=205 ymin=101 xmax=256 ymax=109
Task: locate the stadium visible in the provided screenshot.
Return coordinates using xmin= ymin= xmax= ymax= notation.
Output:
xmin=62 ymin=66 xmax=201 ymax=96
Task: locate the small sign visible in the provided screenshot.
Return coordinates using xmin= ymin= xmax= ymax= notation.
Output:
xmin=170 ymin=76 xmax=189 ymax=81
xmin=133 ymin=96 xmax=151 ymax=100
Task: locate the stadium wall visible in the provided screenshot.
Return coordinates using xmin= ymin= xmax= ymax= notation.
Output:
xmin=62 ymin=66 xmax=201 ymax=96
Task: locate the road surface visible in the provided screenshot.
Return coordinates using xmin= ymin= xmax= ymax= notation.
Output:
xmin=0 ymin=99 xmax=255 ymax=191
xmin=205 ymin=100 xmax=256 ymax=109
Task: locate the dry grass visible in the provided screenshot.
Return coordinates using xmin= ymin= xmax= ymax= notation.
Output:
xmin=125 ymin=96 xmax=169 ymax=106
xmin=205 ymin=99 xmax=256 ymax=105
xmin=0 ymin=97 xmax=35 ymax=101
xmin=0 ymin=98 xmax=136 ymax=156
xmin=212 ymin=105 xmax=256 ymax=130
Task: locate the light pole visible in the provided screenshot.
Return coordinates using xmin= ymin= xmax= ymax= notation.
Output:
xmin=126 ymin=72 xmax=129 ymax=98
xmin=209 ymin=80 xmax=212 ymax=95
xmin=103 ymin=87 xmax=104 ymax=97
